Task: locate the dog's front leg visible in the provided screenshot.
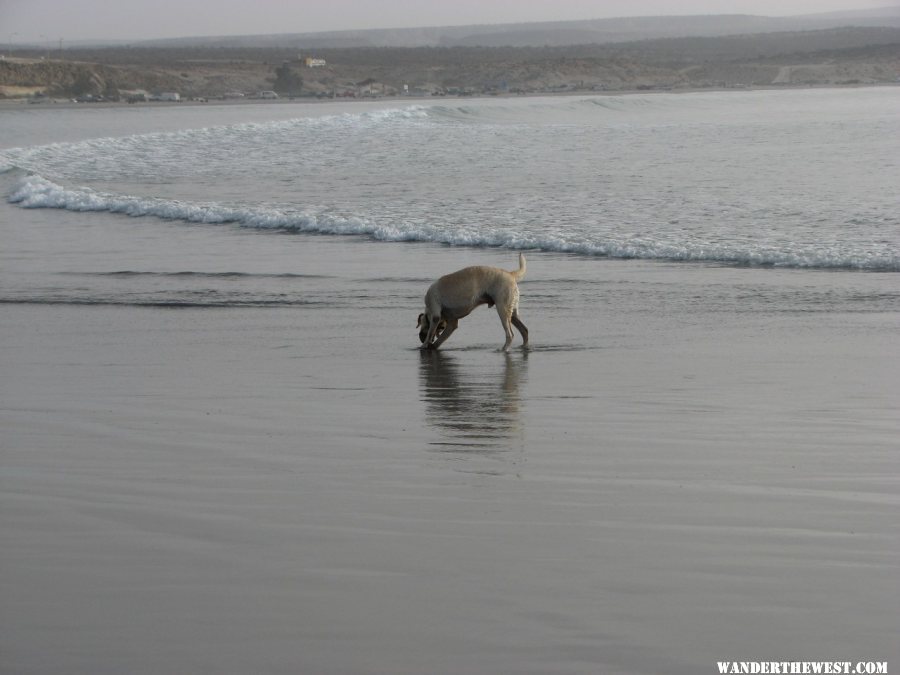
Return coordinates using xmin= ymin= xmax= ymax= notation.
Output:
xmin=422 ymin=314 xmax=443 ymax=348
xmin=429 ymin=319 xmax=458 ymax=350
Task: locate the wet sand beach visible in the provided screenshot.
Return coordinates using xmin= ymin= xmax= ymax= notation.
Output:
xmin=2 ymin=204 xmax=898 ymax=674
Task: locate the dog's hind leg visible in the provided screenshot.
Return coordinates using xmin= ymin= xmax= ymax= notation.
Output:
xmin=511 ymin=311 xmax=529 ymax=348
xmin=501 ymin=322 xmax=515 ymax=351
xmin=496 ymin=306 xmax=515 ymax=351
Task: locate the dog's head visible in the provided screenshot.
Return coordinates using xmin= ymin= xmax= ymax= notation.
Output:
xmin=417 ymin=313 xmax=446 ymax=345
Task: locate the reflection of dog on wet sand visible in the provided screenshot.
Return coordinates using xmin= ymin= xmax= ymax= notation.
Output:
xmin=417 ymin=253 xmax=529 ymax=351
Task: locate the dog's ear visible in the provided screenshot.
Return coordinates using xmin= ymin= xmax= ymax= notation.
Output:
xmin=417 ymin=313 xmax=426 ymax=328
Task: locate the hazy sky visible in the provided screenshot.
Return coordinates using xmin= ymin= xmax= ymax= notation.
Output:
xmin=2 ymin=0 xmax=895 ymax=43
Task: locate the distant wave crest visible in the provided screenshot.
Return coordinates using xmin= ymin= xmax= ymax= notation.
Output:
xmin=7 ymin=172 xmax=899 ymax=271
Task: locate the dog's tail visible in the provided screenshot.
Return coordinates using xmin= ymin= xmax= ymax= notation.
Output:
xmin=511 ymin=252 xmax=527 ymax=281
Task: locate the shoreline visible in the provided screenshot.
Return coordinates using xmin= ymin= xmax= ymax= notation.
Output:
xmin=3 ymin=81 xmax=899 ymax=110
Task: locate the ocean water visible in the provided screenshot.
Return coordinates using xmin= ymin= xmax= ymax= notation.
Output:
xmin=2 ymin=90 xmax=899 ymax=674
xmin=3 ymin=88 xmax=899 ymax=280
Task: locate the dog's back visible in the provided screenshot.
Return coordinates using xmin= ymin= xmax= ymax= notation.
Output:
xmin=427 ymin=254 xmax=525 ymax=315
xmin=441 ymin=253 xmax=525 ymax=284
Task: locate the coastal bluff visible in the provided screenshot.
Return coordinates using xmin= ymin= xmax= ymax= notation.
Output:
xmin=3 ymin=26 xmax=899 ymax=101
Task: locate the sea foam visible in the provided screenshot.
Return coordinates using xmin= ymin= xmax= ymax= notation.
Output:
xmin=7 ymin=172 xmax=898 ymax=271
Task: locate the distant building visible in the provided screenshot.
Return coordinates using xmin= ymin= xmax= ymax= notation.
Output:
xmin=304 ymin=57 xmax=327 ymax=68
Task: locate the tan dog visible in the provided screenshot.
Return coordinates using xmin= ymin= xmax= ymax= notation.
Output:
xmin=417 ymin=253 xmax=529 ymax=351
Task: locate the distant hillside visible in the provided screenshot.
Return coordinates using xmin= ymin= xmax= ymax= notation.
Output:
xmin=598 ymin=26 xmax=900 ymax=63
xmin=45 ymin=26 xmax=900 ymax=68
xmin=135 ymin=7 xmax=900 ymax=49
xmin=0 ymin=58 xmax=188 ymax=99
xmin=4 ymin=25 xmax=899 ymax=100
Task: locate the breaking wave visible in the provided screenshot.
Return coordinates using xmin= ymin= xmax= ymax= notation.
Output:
xmin=7 ymin=172 xmax=898 ymax=271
